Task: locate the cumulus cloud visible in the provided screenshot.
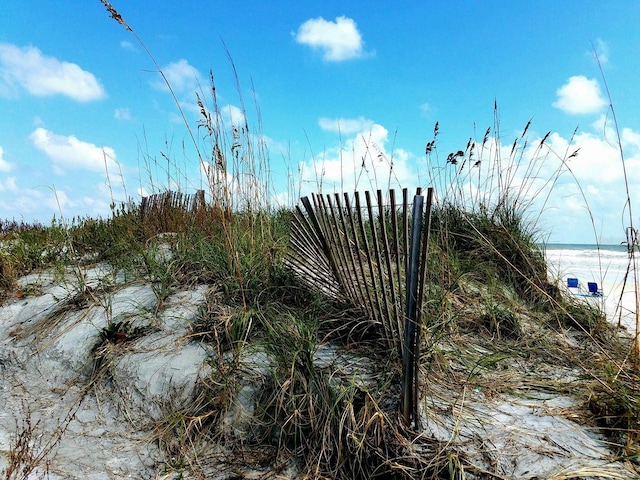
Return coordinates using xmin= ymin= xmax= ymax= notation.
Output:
xmin=419 ymin=111 xmax=640 ymax=243
xmin=0 ymin=146 xmax=13 ymax=172
xmin=195 ymin=103 xmax=247 ymax=131
xmin=29 ymin=127 xmax=118 ymax=175
xmin=553 ymin=76 xmax=607 ymax=114
xmin=543 ymin=127 xmax=640 ymax=241
xmin=484 ymin=124 xmax=639 ymax=242
xmin=151 ymin=59 xmax=202 ymax=93
xmin=546 ymin=131 xmax=625 ymax=184
xmin=295 ymin=16 xmax=370 ymax=62
xmin=0 ymin=181 xmax=104 ymax=222
xmin=551 ymin=115 xmax=640 ymax=188
xmin=0 ymin=43 xmax=106 ymax=102
xmin=0 ymin=175 xmax=63 ymax=222
xmin=297 ymin=118 xmax=415 ymax=195
xmin=622 ymin=128 xmax=640 ymax=153
xmin=48 ymin=189 xmax=74 ymax=212
xmin=318 ymin=116 xmax=374 ymax=135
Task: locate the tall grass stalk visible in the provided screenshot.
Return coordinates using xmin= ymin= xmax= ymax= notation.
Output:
xmin=424 ymin=106 xmax=567 ymax=308
xmin=593 ymin=50 xmax=640 ymax=367
xmin=100 ymin=1 xmax=278 ymax=311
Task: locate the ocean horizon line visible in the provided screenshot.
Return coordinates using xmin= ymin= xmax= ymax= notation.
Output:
xmin=542 ymin=243 xmax=629 ymax=251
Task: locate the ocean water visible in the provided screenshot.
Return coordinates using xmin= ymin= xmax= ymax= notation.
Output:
xmin=545 ymin=244 xmax=639 ymax=331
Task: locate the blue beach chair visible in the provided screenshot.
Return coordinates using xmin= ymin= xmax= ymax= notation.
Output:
xmin=587 ymin=282 xmax=602 ymax=297
xmin=567 ymin=277 xmax=583 ymax=296
xmin=567 ymin=278 xmax=579 ymax=289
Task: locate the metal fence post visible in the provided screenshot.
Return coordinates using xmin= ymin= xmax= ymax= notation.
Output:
xmin=402 ymin=194 xmax=424 ymax=425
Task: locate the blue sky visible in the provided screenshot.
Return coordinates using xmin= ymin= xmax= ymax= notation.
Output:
xmin=1 ymin=1 xmax=639 ymax=243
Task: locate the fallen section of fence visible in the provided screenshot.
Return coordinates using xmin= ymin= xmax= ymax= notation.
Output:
xmin=285 ymin=187 xmax=434 ymax=426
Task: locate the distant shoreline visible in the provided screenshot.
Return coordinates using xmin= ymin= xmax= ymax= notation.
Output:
xmin=543 ymin=243 xmax=628 ymax=252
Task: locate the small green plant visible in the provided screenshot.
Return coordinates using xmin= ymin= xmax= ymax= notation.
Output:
xmin=140 ymin=241 xmax=178 ymax=306
xmin=480 ymin=302 xmax=520 ymax=339
xmin=0 ymin=256 xmax=16 ymax=303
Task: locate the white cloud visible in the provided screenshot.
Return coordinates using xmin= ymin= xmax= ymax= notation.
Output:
xmin=546 ymin=130 xmax=625 ymax=184
xmin=508 ymin=127 xmax=638 ymax=243
xmin=622 ymin=128 xmax=640 ymax=153
xmin=221 ymin=104 xmax=246 ymax=127
xmin=260 ymin=133 xmax=288 ymax=158
xmin=114 ymin=107 xmax=132 ymax=121
xmin=590 ymin=113 xmax=615 ymax=139
xmin=0 ymin=176 xmax=18 ymax=192
xmin=152 ymin=59 xmax=202 ymax=93
xmin=29 ymin=127 xmax=118 ymax=175
xmin=297 ymin=119 xmax=415 ymax=194
xmin=0 ymin=43 xmax=106 ymax=102
xmin=48 ymin=188 xmax=74 ymax=212
xmin=0 ymin=175 xmax=125 ymax=223
xmin=0 ymin=146 xmax=13 ymax=172
xmin=0 ymin=177 xmax=53 ymax=221
xmin=422 ymin=115 xmax=640 ymax=244
xmin=553 ymin=76 xmax=607 ymax=114
xmin=196 ymin=103 xmax=246 ymax=131
xmin=1 ymin=187 xmax=72 ymax=220
xmin=295 ymin=16 xmax=370 ymax=62
xmin=318 ymin=116 xmax=374 ymax=135
xmin=286 ymin=113 xmax=640 ymax=244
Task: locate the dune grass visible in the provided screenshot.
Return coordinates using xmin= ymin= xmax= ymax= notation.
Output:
xmin=3 ymin=125 xmax=639 ymax=477
xmin=1 ymin=3 xmax=639 ymax=478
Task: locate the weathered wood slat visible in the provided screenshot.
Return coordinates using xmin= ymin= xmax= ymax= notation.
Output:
xmin=354 ymin=191 xmax=386 ymax=336
xmin=285 ymin=205 xmax=342 ymax=298
xmin=140 ymin=190 xmax=207 ymax=233
xmin=318 ymin=194 xmax=355 ymax=303
xmin=365 ymin=190 xmax=394 ymax=349
xmin=334 ymin=193 xmax=370 ymax=318
xmin=343 ymin=193 xmax=376 ymax=322
xmin=324 ymin=195 xmax=359 ymax=306
xmin=377 ymin=189 xmax=401 ymax=347
xmin=389 ymin=189 xmax=405 ymax=341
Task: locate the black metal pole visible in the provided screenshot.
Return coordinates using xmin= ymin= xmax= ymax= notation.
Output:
xmin=413 ymin=187 xmax=434 ymax=428
xmin=402 ymin=194 xmax=424 ymax=425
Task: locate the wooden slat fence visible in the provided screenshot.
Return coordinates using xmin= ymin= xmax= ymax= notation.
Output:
xmin=140 ymin=190 xmax=206 ymax=233
xmin=285 ymin=188 xmax=432 ymax=359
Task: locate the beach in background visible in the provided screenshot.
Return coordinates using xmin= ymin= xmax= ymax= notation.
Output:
xmin=546 ymin=244 xmax=639 ymax=333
